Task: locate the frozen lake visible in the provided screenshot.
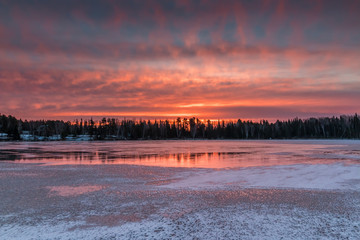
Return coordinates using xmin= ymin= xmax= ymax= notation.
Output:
xmin=1 ymin=140 xmax=360 ymax=239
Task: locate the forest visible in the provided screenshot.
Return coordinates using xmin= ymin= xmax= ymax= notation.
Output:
xmin=0 ymin=114 xmax=360 ymax=140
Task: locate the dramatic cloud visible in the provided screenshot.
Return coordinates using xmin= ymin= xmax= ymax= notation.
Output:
xmin=0 ymin=0 xmax=359 ymax=120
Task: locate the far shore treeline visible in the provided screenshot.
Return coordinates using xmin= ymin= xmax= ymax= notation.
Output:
xmin=0 ymin=114 xmax=360 ymax=141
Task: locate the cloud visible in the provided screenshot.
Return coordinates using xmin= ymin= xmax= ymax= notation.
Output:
xmin=0 ymin=0 xmax=359 ymax=120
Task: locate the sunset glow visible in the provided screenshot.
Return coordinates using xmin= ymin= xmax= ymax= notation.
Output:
xmin=0 ymin=0 xmax=359 ymax=120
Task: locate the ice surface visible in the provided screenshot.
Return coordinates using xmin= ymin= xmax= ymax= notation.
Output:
xmin=0 ymin=140 xmax=359 ymax=239
xmin=163 ymin=163 xmax=360 ymax=190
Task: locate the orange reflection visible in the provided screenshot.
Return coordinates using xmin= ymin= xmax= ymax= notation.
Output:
xmin=11 ymin=148 xmax=360 ymax=169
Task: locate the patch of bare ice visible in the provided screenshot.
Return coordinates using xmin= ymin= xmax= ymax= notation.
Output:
xmin=47 ymin=185 xmax=105 ymax=197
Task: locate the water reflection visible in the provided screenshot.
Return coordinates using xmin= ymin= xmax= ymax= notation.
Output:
xmin=1 ymin=150 xmax=254 ymax=167
xmin=1 ymin=144 xmax=359 ymax=168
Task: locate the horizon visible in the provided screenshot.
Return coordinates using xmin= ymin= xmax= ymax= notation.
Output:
xmin=1 ymin=0 xmax=359 ymax=120
xmin=1 ymin=112 xmax=358 ymax=125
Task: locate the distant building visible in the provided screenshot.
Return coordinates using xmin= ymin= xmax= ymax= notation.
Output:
xmin=0 ymin=133 xmax=8 ymax=140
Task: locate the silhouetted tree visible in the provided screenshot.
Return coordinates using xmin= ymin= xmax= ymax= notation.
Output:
xmin=1 ymin=113 xmax=360 ymax=141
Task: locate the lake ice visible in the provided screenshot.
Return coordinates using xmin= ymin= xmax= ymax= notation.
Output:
xmin=0 ymin=140 xmax=359 ymax=239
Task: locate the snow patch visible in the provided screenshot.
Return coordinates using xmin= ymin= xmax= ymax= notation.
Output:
xmin=163 ymin=163 xmax=360 ymax=191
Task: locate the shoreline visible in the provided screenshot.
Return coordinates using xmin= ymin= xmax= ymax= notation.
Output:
xmin=1 ymin=136 xmax=360 ymax=142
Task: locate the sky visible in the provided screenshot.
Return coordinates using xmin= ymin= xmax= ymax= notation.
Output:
xmin=0 ymin=0 xmax=359 ymax=121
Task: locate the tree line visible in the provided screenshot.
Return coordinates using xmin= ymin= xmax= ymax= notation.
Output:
xmin=1 ymin=113 xmax=360 ymax=140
